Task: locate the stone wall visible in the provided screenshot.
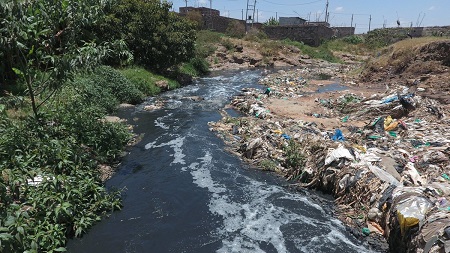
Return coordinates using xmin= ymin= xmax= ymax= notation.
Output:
xmin=370 ymin=26 xmax=450 ymax=39
xmin=201 ymin=15 xmax=262 ymax=34
xmin=179 ymin=7 xmax=220 ymax=16
xmin=423 ymin=26 xmax=450 ymax=37
xmin=333 ymin=27 xmax=356 ymax=37
xmin=263 ymin=25 xmax=334 ymax=46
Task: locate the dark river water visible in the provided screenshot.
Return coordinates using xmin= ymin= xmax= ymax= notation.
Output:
xmin=67 ymin=69 xmax=375 ymax=253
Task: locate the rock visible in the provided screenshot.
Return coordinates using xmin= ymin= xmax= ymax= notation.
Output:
xmin=300 ymin=55 xmax=311 ymax=59
xmin=249 ymin=56 xmax=263 ymax=66
xmin=118 ymin=103 xmax=134 ymax=108
xmin=185 ymin=96 xmax=204 ymax=102
xmin=155 ymin=80 xmax=169 ymax=90
xmin=216 ymin=52 xmax=227 ymax=59
xmin=144 ymin=105 xmax=159 ymax=111
xmin=103 ymin=116 xmax=124 ymax=123
xmin=232 ymin=54 xmax=244 ymax=64
xmin=235 ymin=44 xmax=244 ymax=53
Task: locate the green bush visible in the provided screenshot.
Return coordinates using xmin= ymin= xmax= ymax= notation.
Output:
xmin=283 ymin=140 xmax=306 ymax=169
xmin=196 ymin=30 xmax=223 ymax=45
xmin=120 ymin=67 xmax=179 ymax=96
xmin=180 ymin=57 xmax=210 ymax=77
xmin=221 ymin=38 xmax=235 ymax=51
xmin=99 ymin=0 xmax=196 ymax=71
xmin=0 ymin=111 xmax=124 ymax=252
xmin=243 ymin=28 xmax=268 ymax=42
xmin=190 ymin=57 xmax=209 ymax=75
xmin=92 ymin=66 xmax=144 ymax=104
xmin=71 ymin=77 xmax=119 ymax=113
xmin=226 ymin=20 xmax=245 ymax=38
xmin=343 ymin=35 xmax=364 ymax=44
xmin=283 ymin=39 xmax=340 ymax=63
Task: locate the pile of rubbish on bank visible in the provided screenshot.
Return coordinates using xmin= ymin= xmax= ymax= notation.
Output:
xmin=209 ymin=69 xmax=450 ymax=253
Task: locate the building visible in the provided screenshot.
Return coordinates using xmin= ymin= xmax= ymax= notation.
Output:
xmin=179 ymin=7 xmax=220 ymax=17
xmin=279 ymin=17 xmax=307 ymax=26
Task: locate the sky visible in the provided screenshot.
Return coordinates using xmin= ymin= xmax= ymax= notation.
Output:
xmin=169 ymin=0 xmax=450 ymax=33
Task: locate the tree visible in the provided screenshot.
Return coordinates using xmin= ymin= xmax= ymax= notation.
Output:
xmin=98 ymin=0 xmax=196 ymax=71
xmin=185 ymin=10 xmax=203 ymax=30
xmin=264 ymin=17 xmax=279 ymax=26
xmin=226 ymin=20 xmax=245 ymax=38
xmin=0 ymin=0 xmax=129 ymax=119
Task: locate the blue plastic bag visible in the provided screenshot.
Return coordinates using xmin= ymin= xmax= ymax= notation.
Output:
xmin=331 ymin=129 xmax=345 ymax=141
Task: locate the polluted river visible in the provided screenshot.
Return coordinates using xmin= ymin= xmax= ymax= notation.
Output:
xmin=67 ymin=69 xmax=376 ymax=253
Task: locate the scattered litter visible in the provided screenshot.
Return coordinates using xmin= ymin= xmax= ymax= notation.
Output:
xmin=209 ymin=67 xmax=450 ymax=253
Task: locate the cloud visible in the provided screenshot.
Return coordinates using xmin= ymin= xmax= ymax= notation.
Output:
xmin=335 ymin=6 xmax=343 ymax=12
xmin=198 ymin=0 xmax=207 ymax=6
xmin=428 ymin=6 xmax=435 ymax=10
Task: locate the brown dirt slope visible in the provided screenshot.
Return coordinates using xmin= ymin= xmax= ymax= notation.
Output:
xmin=360 ymin=38 xmax=450 ymax=104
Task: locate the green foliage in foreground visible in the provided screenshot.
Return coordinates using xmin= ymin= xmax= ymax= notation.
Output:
xmin=0 ymin=65 xmax=149 ymax=252
xmin=0 ymin=112 xmax=125 ymax=252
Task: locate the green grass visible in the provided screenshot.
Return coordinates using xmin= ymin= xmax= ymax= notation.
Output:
xmin=119 ymin=67 xmax=179 ymax=96
xmin=282 ymin=39 xmax=341 ymax=63
xmin=196 ymin=30 xmax=224 ymax=44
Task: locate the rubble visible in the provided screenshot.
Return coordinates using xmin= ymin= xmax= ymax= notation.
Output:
xmin=209 ymin=66 xmax=450 ymax=253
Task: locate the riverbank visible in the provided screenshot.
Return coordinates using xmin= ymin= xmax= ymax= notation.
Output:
xmin=209 ymin=47 xmax=450 ymax=252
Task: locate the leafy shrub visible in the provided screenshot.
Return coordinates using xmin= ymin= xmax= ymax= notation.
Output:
xmin=283 ymin=140 xmax=306 ymax=169
xmin=191 ymin=57 xmax=209 ymax=75
xmin=71 ymin=77 xmax=119 ymax=113
xmin=0 ymin=111 xmax=124 ymax=252
xmin=283 ymin=39 xmax=340 ymax=63
xmin=99 ymin=0 xmax=196 ymax=71
xmin=259 ymin=159 xmax=278 ymax=171
xmin=185 ymin=10 xmax=203 ymax=30
xmin=92 ymin=66 xmax=144 ymax=104
xmin=226 ymin=20 xmax=245 ymax=38
xmin=244 ymin=28 xmax=268 ymax=42
xmin=120 ymin=67 xmax=179 ymax=96
xmin=196 ymin=30 xmax=223 ymax=45
xmin=221 ymin=38 xmax=235 ymax=51
xmin=259 ymin=40 xmax=283 ymax=57
xmin=343 ymin=35 xmax=364 ymax=44
xmin=264 ymin=17 xmax=279 ymax=26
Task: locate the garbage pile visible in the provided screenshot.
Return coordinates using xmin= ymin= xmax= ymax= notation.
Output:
xmin=209 ymin=69 xmax=450 ymax=253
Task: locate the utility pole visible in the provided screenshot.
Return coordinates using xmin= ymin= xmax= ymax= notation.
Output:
xmin=257 ymin=9 xmax=259 ymax=23
xmin=245 ymin=0 xmax=257 ymax=32
xmin=242 ymin=9 xmax=244 ymax=20
xmin=350 ymin=14 xmax=353 ymax=27
xmin=368 ymin=15 xmax=372 ymax=31
xmin=325 ymin=0 xmax=329 ymax=23
xmin=185 ymin=0 xmax=188 ymax=7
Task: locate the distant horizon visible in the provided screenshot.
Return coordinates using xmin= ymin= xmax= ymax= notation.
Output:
xmin=169 ymin=0 xmax=450 ymax=34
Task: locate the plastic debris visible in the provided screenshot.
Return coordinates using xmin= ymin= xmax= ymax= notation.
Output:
xmin=362 ymin=227 xmax=371 ymax=236
xmin=325 ymin=145 xmax=354 ymax=165
xmin=208 ymin=67 xmax=450 ymax=253
xmin=331 ymin=129 xmax=345 ymax=141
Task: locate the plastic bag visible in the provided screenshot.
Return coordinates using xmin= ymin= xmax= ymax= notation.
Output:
xmin=367 ymin=163 xmax=401 ymax=186
xmin=325 ymin=145 xmax=354 ymax=165
xmin=331 ymin=129 xmax=345 ymax=141
xmin=396 ymin=196 xmax=433 ymax=235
